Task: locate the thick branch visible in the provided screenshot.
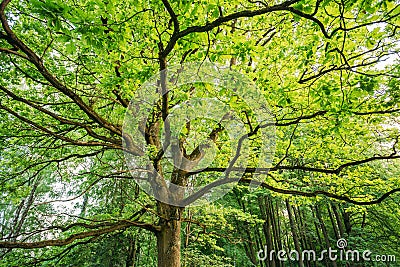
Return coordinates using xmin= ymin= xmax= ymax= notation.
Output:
xmin=180 ymin=176 xmax=400 ymax=206
xmin=0 ymin=220 xmax=158 ymax=249
xmin=161 ymin=0 xmax=179 ymax=34
xmin=239 ymin=178 xmax=400 ymax=206
xmin=188 ymin=154 xmax=400 ymax=176
xmin=160 ymin=0 xmax=300 ymax=57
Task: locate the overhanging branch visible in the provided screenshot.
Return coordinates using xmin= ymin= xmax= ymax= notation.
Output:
xmin=179 ymin=176 xmax=400 ymax=206
xmin=0 ymin=220 xmax=159 ymax=249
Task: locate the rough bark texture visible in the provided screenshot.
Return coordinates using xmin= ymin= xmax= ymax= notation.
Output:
xmin=157 ymin=203 xmax=183 ymax=267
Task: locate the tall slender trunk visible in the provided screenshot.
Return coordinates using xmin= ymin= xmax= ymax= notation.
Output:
xmin=257 ymin=196 xmax=269 ymax=267
xmin=270 ymin=199 xmax=282 ymax=267
xmin=315 ymin=205 xmax=337 ymax=267
xmin=295 ymin=206 xmax=313 ymax=267
xmin=327 ymin=204 xmax=340 ymax=240
xmin=361 ymin=211 xmax=366 ymax=229
xmin=274 ymin=201 xmax=283 ymax=252
xmin=126 ymin=236 xmax=139 ymax=267
xmin=285 ymin=199 xmax=304 ymax=267
xmin=283 ymin=224 xmax=292 ymax=267
xmin=293 ymin=206 xmax=308 ymax=267
xmin=342 ymin=210 xmax=352 ymax=235
xmin=234 ymin=189 xmax=258 ymax=264
xmin=265 ymin=197 xmax=277 ymax=267
xmin=331 ymin=203 xmax=344 ymax=238
xmin=311 ymin=205 xmax=328 ymax=267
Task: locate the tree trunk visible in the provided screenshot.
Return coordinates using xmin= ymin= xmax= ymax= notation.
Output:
xmin=315 ymin=205 xmax=337 ymax=267
xmin=327 ymin=204 xmax=340 ymax=240
xmin=156 ymin=203 xmax=183 ymax=267
xmin=331 ymin=203 xmax=344 ymax=238
xmin=126 ymin=236 xmax=139 ymax=267
xmin=267 ymin=198 xmax=278 ymax=267
xmin=285 ymin=199 xmax=304 ymax=267
xmin=342 ymin=210 xmax=352 ymax=235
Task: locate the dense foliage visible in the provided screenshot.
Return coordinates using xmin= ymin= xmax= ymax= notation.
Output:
xmin=0 ymin=0 xmax=399 ymax=266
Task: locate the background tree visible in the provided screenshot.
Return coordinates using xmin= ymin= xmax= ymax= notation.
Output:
xmin=0 ymin=0 xmax=399 ymax=266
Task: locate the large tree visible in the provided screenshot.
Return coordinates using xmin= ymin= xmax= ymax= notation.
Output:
xmin=0 ymin=0 xmax=399 ymax=266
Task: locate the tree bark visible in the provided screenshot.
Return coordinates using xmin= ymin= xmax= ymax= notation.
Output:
xmin=266 ymin=197 xmax=277 ymax=267
xmin=156 ymin=203 xmax=183 ymax=267
xmin=285 ymin=199 xmax=304 ymax=267
xmin=311 ymin=205 xmax=328 ymax=267
xmin=327 ymin=204 xmax=340 ymax=240
xmin=342 ymin=210 xmax=352 ymax=235
xmin=331 ymin=203 xmax=344 ymax=238
xmin=315 ymin=205 xmax=337 ymax=267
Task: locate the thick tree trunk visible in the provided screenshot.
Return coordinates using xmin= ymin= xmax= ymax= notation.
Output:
xmin=157 ymin=219 xmax=181 ymax=267
xmin=156 ymin=203 xmax=183 ymax=267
